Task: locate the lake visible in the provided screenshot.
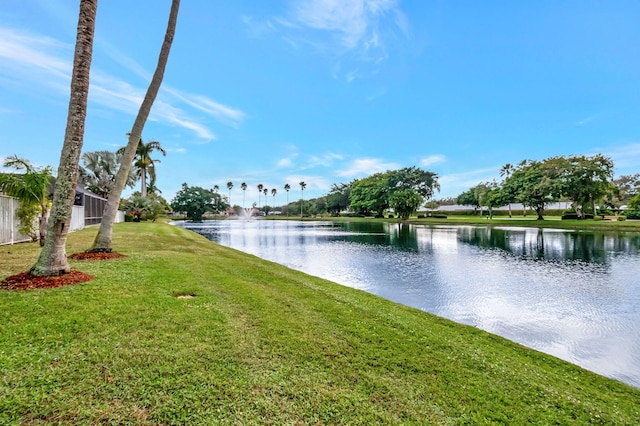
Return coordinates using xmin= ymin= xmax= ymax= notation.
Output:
xmin=178 ymin=219 xmax=640 ymax=388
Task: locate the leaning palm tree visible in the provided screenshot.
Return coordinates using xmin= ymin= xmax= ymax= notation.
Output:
xmin=0 ymin=156 xmax=54 ymax=246
xmin=284 ymin=183 xmax=291 ymax=216
xmin=500 ymin=163 xmax=515 ymax=218
xmin=117 ymin=138 xmax=166 ymax=197
xmin=257 ymin=184 xmax=264 ymax=207
xmin=241 ymin=182 xmax=247 ymax=208
xmin=89 ymin=0 xmax=180 ymax=253
xmin=299 ymin=181 xmax=307 ymax=217
xmin=31 ymin=0 xmax=97 ymax=274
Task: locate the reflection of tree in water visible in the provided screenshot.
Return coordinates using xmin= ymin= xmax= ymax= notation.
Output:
xmin=385 ymin=223 xmax=419 ymax=252
xmin=456 ymin=227 xmax=640 ymax=264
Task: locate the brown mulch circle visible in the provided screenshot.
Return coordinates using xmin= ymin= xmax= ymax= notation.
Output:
xmin=1 ymin=270 xmax=95 ymax=291
xmin=68 ymin=252 xmax=127 ymax=260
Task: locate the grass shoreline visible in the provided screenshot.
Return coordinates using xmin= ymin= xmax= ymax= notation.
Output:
xmin=2 ymin=222 xmax=639 ymax=424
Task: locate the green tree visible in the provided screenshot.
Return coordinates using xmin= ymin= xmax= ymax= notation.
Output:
xmin=456 ymin=189 xmax=480 ymax=213
xmin=0 ymin=156 xmax=54 ymax=245
xmin=349 ymin=173 xmax=389 ymax=216
xmin=503 ymin=160 xmax=563 ymax=220
xmin=226 ymin=181 xmax=233 ymax=209
xmin=90 ymin=0 xmax=179 ymax=253
xmin=31 ymin=0 xmax=97 ymax=275
xmin=326 ymin=182 xmax=351 ymax=216
xmin=299 ymin=181 xmax=307 ymax=217
xmin=559 ymin=154 xmax=614 ymax=218
xmin=500 ymin=163 xmax=515 ymax=217
xmin=284 ymin=183 xmax=291 ymax=216
xmin=257 ymin=184 xmax=264 ymax=207
xmin=390 ymin=188 xmax=423 ymax=220
xmin=171 ymin=183 xmax=216 ymax=221
xmin=241 ymin=182 xmax=247 ymax=208
xmin=117 ymin=138 xmax=166 ymax=197
xmin=271 ymin=188 xmax=277 ymax=211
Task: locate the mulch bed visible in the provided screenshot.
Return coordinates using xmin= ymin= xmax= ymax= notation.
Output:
xmin=68 ymin=252 xmax=127 ymax=261
xmin=1 ymin=270 xmax=95 ymax=291
xmin=1 ymin=252 xmax=126 ymax=291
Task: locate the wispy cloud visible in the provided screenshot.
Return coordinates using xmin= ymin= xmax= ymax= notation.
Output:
xmin=0 ymin=27 xmax=71 ymax=79
xmin=420 ymin=154 xmax=447 ymax=167
xmin=597 ymin=142 xmax=640 ymax=172
xmin=575 ymin=114 xmax=598 ymax=126
xmin=337 ymin=157 xmax=400 ymax=178
xmin=0 ymin=25 xmax=245 ymax=142
xmin=249 ymin=0 xmax=410 ymax=81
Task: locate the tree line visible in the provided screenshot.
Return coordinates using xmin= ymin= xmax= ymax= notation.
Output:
xmin=456 ymin=154 xmax=640 ymax=220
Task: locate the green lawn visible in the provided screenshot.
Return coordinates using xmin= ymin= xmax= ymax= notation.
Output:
xmin=1 ymin=222 xmax=639 ymax=424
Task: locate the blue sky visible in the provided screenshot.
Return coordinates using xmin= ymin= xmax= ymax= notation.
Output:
xmin=2 ymin=1 xmax=640 ymax=205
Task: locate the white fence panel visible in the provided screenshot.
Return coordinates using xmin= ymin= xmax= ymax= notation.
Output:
xmin=115 ymin=210 xmax=125 ymax=223
xmin=0 ymin=195 xmax=32 ymax=245
xmin=70 ymin=205 xmax=85 ymax=232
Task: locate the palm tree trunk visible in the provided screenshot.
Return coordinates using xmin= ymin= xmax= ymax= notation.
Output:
xmin=141 ymin=168 xmax=147 ymax=197
xmin=31 ymin=0 xmax=97 ymax=275
xmin=89 ymin=0 xmax=179 ymax=252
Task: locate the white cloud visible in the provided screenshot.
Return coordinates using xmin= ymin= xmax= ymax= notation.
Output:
xmin=337 ymin=157 xmax=400 ymax=178
xmin=597 ymin=142 xmax=640 ymax=172
xmin=0 ymin=27 xmax=71 ymax=81
xmin=255 ymin=0 xmax=409 ymax=81
xmin=306 ymin=152 xmax=344 ymax=168
xmin=0 ymin=25 xmax=243 ymax=142
xmin=277 ymin=157 xmax=293 ymax=167
xmin=420 ymin=154 xmax=447 ymax=167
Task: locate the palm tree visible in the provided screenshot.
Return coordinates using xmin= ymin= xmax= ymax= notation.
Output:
xmin=241 ymin=182 xmax=247 ymax=208
xmin=31 ymin=0 xmax=97 ymax=274
xmin=284 ymin=183 xmax=291 ymax=216
xmin=79 ymin=150 xmax=136 ymax=199
xmin=500 ymin=163 xmax=515 ymax=218
xmin=226 ymin=181 xmax=233 ymax=211
xmin=271 ymin=188 xmax=277 ymax=212
xmin=118 ymin=138 xmax=166 ymax=197
xmin=0 ymin=156 xmax=54 ymax=246
xmin=89 ymin=0 xmax=180 ymax=253
xmin=212 ymin=184 xmax=220 ymax=213
xmin=299 ymin=181 xmax=307 ymax=217
xmin=257 ymin=184 xmax=264 ymax=208
xmin=263 ymin=188 xmax=269 ymax=212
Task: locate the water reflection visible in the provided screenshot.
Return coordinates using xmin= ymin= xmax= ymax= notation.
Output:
xmin=179 ymin=220 xmax=640 ymax=388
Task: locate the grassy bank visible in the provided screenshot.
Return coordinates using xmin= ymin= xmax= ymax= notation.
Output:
xmin=2 ymin=223 xmax=639 ymax=424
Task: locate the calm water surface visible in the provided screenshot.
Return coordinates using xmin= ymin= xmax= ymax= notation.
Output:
xmin=179 ymin=220 xmax=640 ymax=388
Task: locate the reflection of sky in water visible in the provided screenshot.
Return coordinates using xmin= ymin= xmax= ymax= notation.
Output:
xmin=180 ymin=220 xmax=640 ymax=388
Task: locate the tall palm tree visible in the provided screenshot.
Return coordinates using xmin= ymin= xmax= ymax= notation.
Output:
xmin=31 ymin=0 xmax=97 ymax=275
xmin=284 ymin=183 xmax=290 ymax=216
xmin=226 ymin=181 xmax=233 ymax=210
xmin=299 ymin=181 xmax=307 ymax=217
xmin=0 ymin=156 xmax=54 ymax=246
xmin=90 ymin=0 xmax=180 ymax=253
xmin=500 ymin=163 xmax=515 ymax=218
xmin=212 ymin=184 xmax=220 ymax=212
xmin=241 ymin=182 xmax=247 ymax=208
xmin=257 ymin=184 xmax=264 ymax=207
xmin=118 ymin=138 xmax=166 ymax=197
xmin=271 ymin=188 xmax=277 ymax=212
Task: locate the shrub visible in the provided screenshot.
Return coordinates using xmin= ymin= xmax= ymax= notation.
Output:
xmin=618 ymin=215 xmax=627 ymax=221
xmin=624 ymin=210 xmax=640 ymax=220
